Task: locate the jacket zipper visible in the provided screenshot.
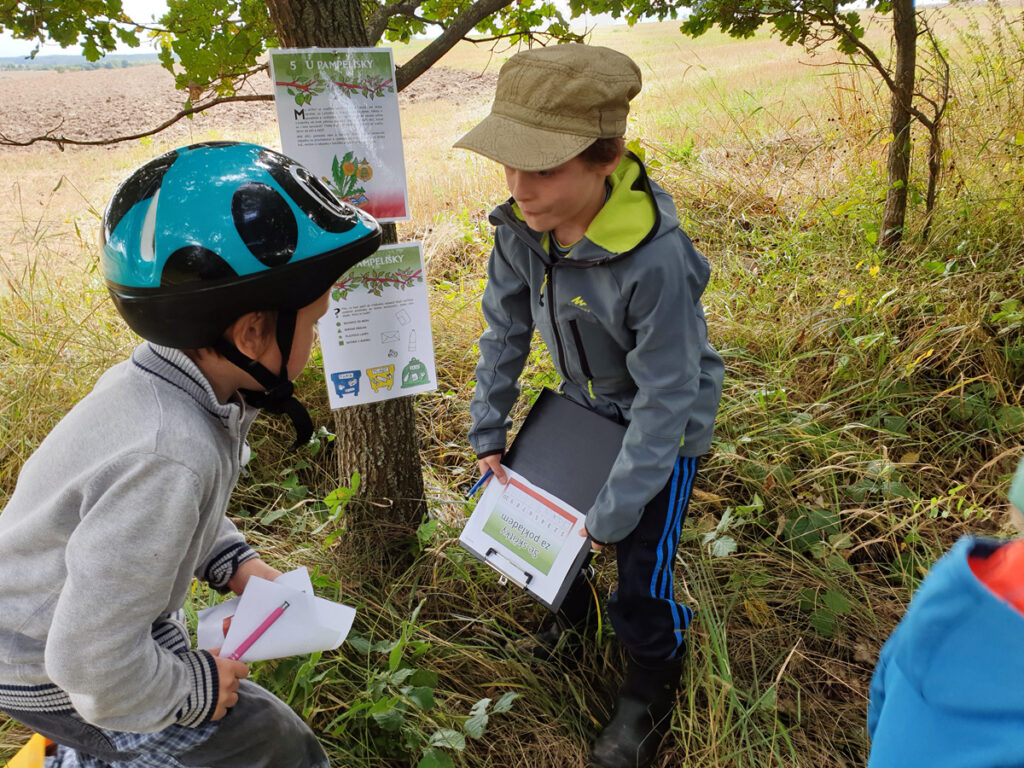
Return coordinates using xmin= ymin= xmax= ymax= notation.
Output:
xmin=544 ymin=264 xmax=569 ymax=379
xmin=568 ymin=319 xmax=596 ymax=398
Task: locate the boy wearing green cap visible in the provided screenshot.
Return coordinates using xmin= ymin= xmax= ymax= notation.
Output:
xmin=866 ymin=457 xmax=1024 ymax=767
xmin=455 ymin=44 xmax=724 ymax=768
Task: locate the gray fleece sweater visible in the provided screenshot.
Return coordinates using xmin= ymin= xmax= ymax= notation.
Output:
xmin=0 ymin=343 xmax=258 ymax=732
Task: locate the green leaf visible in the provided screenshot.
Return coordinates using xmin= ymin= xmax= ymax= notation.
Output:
xmin=997 ymin=406 xmax=1024 ymax=434
xmin=409 ymin=668 xmax=438 ymax=687
xmin=783 ymin=508 xmax=840 ymax=553
xmin=822 ymin=589 xmax=852 ymax=616
xmin=369 ymin=697 xmax=405 ymax=731
xmin=710 ymin=535 xmax=738 ymax=557
xmin=428 ymin=729 xmax=466 ymax=751
xmin=417 ymin=749 xmax=455 ymax=768
xmin=492 ymin=691 xmax=520 ymax=713
xmin=346 ymin=633 xmax=372 ymax=655
xmin=388 ymin=639 xmax=403 ymax=672
xmin=464 ymin=697 xmax=491 ymax=738
xmin=464 ymin=710 xmax=488 ymax=738
xmin=260 ymin=506 xmax=291 ymax=524
xmin=417 ymin=518 xmax=440 ymax=549
xmin=405 ymin=685 xmax=436 ymax=711
xmin=388 ymin=667 xmax=416 ymax=685
xmin=809 ymin=608 xmax=837 ymax=637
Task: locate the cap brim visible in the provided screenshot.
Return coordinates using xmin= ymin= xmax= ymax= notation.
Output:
xmin=454 ymin=113 xmax=595 ymax=172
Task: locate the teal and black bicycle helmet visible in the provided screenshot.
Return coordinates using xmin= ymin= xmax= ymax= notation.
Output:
xmin=102 ymin=141 xmax=382 ymax=446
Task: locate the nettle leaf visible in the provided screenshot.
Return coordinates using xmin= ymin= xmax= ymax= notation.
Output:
xmin=821 ymin=589 xmax=852 ymax=616
xmin=428 ymin=729 xmax=466 ymax=751
xmin=464 ymin=697 xmax=491 ymax=738
xmin=410 ymin=668 xmax=438 ymax=687
xmin=405 ymin=685 xmax=436 ymax=711
xmin=710 ymin=535 xmax=738 ymax=557
xmin=492 ymin=692 xmax=521 ymax=713
xmin=389 ymin=667 xmax=417 ymax=685
xmin=369 ymin=696 xmax=405 ymax=731
xmin=810 ymin=608 xmax=838 ymax=637
xmin=417 ymin=749 xmax=455 ymax=768
xmin=346 ymin=632 xmax=372 ymax=655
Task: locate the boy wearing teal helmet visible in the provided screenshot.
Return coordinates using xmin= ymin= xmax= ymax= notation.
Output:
xmin=0 ymin=142 xmax=380 ymax=766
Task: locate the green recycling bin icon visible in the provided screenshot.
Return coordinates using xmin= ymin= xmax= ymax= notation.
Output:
xmin=401 ymin=357 xmax=430 ymax=388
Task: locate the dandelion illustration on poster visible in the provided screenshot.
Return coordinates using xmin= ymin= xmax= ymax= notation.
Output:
xmin=269 ymin=47 xmax=410 ymax=222
xmin=318 ymin=243 xmax=436 ymax=408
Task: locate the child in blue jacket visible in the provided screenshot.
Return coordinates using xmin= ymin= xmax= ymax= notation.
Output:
xmin=867 ymin=457 xmax=1024 ymax=766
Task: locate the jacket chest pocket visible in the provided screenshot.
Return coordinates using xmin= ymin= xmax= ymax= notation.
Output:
xmin=565 ymin=312 xmax=633 ymax=392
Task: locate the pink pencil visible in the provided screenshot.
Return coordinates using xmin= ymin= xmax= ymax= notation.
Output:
xmin=227 ymin=600 xmax=290 ymax=661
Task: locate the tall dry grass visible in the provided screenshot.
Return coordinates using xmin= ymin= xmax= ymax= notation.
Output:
xmin=2 ymin=5 xmax=1024 ymax=765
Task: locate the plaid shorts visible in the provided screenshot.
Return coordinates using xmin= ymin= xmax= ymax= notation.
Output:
xmin=8 ymin=680 xmax=328 ymax=768
xmin=45 ymin=718 xmax=216 ymax=768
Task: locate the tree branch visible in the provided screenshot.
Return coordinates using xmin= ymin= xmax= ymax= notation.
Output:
xmin=395 ymin=0 xmax=515 ymax=90
xmin=366 ymin=1 xmax=421 ymax=41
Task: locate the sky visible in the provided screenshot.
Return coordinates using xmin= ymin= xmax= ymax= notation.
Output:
xmin=0 ymin=0 xmax=169 ymax=58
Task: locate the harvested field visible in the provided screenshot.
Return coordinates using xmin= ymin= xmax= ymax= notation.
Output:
xmin=0 ymin=63 xmax=496 ymax=148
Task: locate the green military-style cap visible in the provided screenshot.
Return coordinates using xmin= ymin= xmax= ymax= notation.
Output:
xmin=454 ymin=44 xmax=642 ymax=172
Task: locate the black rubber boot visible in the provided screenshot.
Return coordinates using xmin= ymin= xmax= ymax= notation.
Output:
xmin=531 ymin=565 xmax=599 ymax=663
xmin=590 ymin=654 xmax=683 ymax=768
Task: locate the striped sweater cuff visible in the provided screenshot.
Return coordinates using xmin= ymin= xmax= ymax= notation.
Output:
xmin=174 ymin=650 xmax=219 ymax=727
xmin=0 ymin=682 xmax=74 ymax=714
xmin=204 ymin=542 xmax=258 ymax=593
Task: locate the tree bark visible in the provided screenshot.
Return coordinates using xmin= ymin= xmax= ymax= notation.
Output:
xmin=267 ymin=0 xmax=370 ymax=48
xmin=879 ymin=0 xmax=916 ymax=251
xmin=271 ymin=0 xmax=427 ymax=557
xmin=921 ymin=123 xmax=941 ymax=243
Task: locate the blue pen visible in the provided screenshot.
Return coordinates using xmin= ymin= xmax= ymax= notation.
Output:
xmin=466 ymin=468 xmax=494 ymax=499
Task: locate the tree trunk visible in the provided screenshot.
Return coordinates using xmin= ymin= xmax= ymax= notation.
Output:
xmin=267 ymin=0 xmax=369 ymax=47
xmin=271 ymin=0 xmax=427 ymax=557
xmin=879 ymin=0 xmax=916 ymax=250
xmin=331 ymin=223 xmax=427 ymax=559
xmin=921 ymin=124 xmax=941 ymax=243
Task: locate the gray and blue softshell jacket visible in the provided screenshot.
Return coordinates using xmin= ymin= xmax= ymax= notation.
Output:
xmin=468 ymin=153 xmax=724 ymax=544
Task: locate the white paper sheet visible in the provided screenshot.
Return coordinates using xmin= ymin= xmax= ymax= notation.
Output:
xmin=459 ymin=467 xmax=590 ymax=608
xmin=197 ymin=567 xmax=356 ymax=662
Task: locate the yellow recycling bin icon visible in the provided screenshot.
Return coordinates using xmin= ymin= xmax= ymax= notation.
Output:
xmin=366 ymin=365 xmax=395 ymax=393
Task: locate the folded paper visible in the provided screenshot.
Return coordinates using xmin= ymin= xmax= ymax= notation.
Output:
xmin=197 ymin=567 xmax=355 ymax=662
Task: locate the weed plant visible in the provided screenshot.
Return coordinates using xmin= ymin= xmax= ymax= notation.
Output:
xmin=2 ymin=7 xmax=1024 ymax=766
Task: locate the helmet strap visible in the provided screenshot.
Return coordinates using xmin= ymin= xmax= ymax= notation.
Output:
xmin=214 ymin=308 xmax=315 ymax=450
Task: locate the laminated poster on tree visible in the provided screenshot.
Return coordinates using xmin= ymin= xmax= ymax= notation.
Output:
xmin=269 ymin=47 xmax=410 ymax=222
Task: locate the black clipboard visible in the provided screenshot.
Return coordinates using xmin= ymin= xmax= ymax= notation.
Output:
xmin=463 ymin=388 xmax=627 ymax=611
xmin=504 ymin=388 xmax=628 ymax=513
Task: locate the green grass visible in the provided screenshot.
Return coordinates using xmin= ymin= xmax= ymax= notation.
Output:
xmin=3 ymin=5 xmax=1024 ymax=765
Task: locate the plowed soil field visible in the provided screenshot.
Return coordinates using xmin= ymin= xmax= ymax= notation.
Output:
xmin=0 ymin=63 xmax=496 ymax=148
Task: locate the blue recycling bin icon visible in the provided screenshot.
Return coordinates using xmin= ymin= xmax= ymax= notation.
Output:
xmin=331 ymin=370 xmax=362 ymax=399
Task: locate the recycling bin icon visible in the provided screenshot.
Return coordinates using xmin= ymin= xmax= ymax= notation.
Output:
xmin=331 ymin=370 xmax=362 ymax=398
xmin=366 ymin=365 xmax=395 ymax=393
xmin=401 ymin=357 xmax=430 ymax=388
